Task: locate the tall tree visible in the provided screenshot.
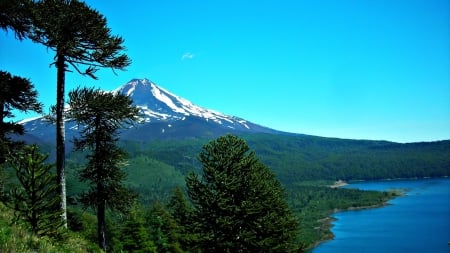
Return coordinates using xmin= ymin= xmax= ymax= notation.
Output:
xmin=66 ymin=87 xmax=138 ymax=250
xmin=7 ymin=145 xmax=63 ymax=237
xmin=186 ymin=134 xmax=301 ymax=253
xmin=0 ymin=71 xmax=42 ymax=164
xmin=29 ymin=0 xmax=131 ymax=227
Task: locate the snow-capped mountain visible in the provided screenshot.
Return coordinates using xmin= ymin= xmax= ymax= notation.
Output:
xmin=115 ymin=78 xmax=252 ymax=129
xmin=19 ymin=78 xmax=280 ymax=144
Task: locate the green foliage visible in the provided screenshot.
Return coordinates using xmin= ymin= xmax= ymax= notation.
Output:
xmin=0 ymin=71 xmax=42 ymax=120
xmin=166 ymin=187 xmax=195 ymax=250
xmin=29 ymin=0 xmax=132 ymax=230
xmin=0 ymin=202 xmax=101 ymax=253
xmin=186 ymin=134 xmax=300 ymax=252
xmin=243 ymin=134 xmax=450 ymax=182
xmin=125 ymin=155 xmax=185 ymax=204
xmin=0 ymin=0 xmax=33 ymax=40
xmin=115 ymin=134 xmax=450 ymax=188
xmin=5 ymin=145 xmax=63 ymax=237
xmin=30 ymin=0 xmax=131 ymax=78
xmin=66 ymin=87 xmax=139 ymax=250
xmin=146 ymin=202 xmax=184 ymax=253
xmin=0 ymin=71 xmax=42 ymax=164
xmin=119 ymin=203 xmax=157 ymax=253
xmin=287 ymin=185 xmax=395 ymax=248
xmin=62 ymin=133 xmax=449 ymax=250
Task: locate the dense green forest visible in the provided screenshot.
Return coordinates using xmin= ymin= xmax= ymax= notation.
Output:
xmin=58 ymin=132 xmax=448 ymax=250
xmin=113 ymin=133 xmax=450 ymax=195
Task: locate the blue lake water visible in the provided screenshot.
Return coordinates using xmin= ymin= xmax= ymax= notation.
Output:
xmin=313 ymin=178 xmax=450 ymax=253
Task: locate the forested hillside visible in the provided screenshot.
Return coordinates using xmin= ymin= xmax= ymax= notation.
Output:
xmin=61 ymin=132 xmax=449 ymax=249
xmin=100 ymin=133 xmax=450 ymax=198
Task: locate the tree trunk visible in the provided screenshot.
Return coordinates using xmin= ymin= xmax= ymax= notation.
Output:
xmin=55 ymin=53 xmax=67 ymax=228
xmin=98 ymin=198 xmax=107 ymax=250
xmin=0 ymin=102 xmax=5 ymax=164
xmin=94 ymin=115 xmax=107 ymax=250
xmin=0 ymin=102 xmax=5 ymax=196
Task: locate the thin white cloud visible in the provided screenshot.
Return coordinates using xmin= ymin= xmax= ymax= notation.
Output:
xmin=181 ymin=52 xmax=195 ymax=60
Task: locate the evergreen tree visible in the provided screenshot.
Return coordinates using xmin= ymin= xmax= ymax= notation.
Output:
xmin=29 ymin=0 xmax=131 ymax=227
xmin=66 ymin=87 xmax=138 ymax=250
xmin=167 ymin=186 xmax=192 ymax=227
xmin=0 ymin=71 xmax=42 ymax=157
xmin=6 ymin=145 xmax=63 ymax=237
xmin=0 ymin=0 xmax=33 ymax=40
xmin=186 ymin=134 xmax=301 ymax=253
xmin=146 ymin=202 xmax=184 ymax=253
xmin=120 ymin=203 xmax=157 ymax=253
xmin=0 ymin=71 xmax=42 ymax=197
xmin=167 ymin=186 xmax=196 ymax=250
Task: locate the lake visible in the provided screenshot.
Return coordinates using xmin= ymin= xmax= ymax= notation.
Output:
xmin=313 ymin=178 xmax=450 ymax=253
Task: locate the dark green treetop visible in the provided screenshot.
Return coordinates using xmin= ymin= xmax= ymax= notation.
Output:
xmin=30 ymin=0 xmax=131 ymax=78
xmin=0 ymin=0 xmax=33 ymax=40
xmin=0 ymin=71 xmax=42 ymax=163
xmin=186 ymin=134 xmax=301 ymax=253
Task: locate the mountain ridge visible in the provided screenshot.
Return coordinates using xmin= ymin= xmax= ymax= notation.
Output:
xmin=18 ymin=78 xmax=284 ymax=144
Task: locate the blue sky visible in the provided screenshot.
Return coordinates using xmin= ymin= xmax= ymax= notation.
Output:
xmin=1 ymin=0 xmax=448 ymax=143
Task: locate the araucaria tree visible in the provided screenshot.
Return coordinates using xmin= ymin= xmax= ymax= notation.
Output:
xmin=186 ymin=134 xmax=300 ymax=252
xmin=7 ymin=145 xmax=63 ymax=237
xmin=0 ymin=0 xmax=33 ymax=40
xmin=30 ymin=0 xmax=131 ymax=226
xmin=66 ymin=87 xmax=138 ymax=250
xmin=0 ymin=71 xmax=42 ymax=164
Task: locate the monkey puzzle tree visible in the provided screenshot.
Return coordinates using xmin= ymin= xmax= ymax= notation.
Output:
xmin=186 ymin=134 xmax=301 ymax=253
xmin=7 ymin=145 xmax=63 ymax=237
xmin=29 ymin=0 xmax=131 ymax=226
xmin=0 ymin=71 xmax=42 ymax=196
xmin=0 ymin=0 xmax=33 ymax=40
xmin=66 ymin=87 xmax=138 ymax=250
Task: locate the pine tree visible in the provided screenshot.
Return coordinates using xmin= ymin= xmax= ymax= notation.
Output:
xmin=120 ymin=203 xmax=157 ymax=253
xmin=186 ymin=134 xmax=301 ymax=253
xmin=29 ymin=0 xmax=131 ymax=227
xmin=167 ymin=186 xmax=196 ymax=250
xmin=146 ymin=202 xmax=184 ymax=253
xmin=66 ymin=87 xmax=138 ymax=250
xmin=6 ymin=145 xmax=64 ymax=237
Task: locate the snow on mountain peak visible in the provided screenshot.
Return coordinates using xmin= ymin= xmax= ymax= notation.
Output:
xmin=114 ymin=78 xmax=250 ymax=130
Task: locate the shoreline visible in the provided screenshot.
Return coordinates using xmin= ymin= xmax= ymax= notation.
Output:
xmin=309 ymin=182 xmax=406 ymax=251
xmin=309 ymin=178 xmax=449 ymax=252
xmin=309 ymin=201 xmax=391 ymax=250
xmin=328 ymin=180 xmax=348 ymax=188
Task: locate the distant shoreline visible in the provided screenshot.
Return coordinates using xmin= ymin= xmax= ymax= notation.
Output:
xmin=311 ymin=180 xmax=408 ymax=251
xmin=310 ymin=201 xmax=391 ymax=250
xmin=328 ymin=180 xmax=348 ymax=188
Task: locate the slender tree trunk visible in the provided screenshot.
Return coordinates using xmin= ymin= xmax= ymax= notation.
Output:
xmin=98 ymin=197 xmax=107 ymax=250
xmin=0 ymin=103 xmax=5 ymax=196
xmin=55 ymin=53 xmax=67 ymax=228
xmin=94 ymin=116 xmax=107 ymax=250
xmin=0 ymin=102 xmax=5 ymax=163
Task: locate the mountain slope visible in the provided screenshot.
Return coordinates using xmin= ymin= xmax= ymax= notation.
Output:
xmin=19 ymin=78 xmax=281 ymax=144
xmin=17 ymin=78 xmax=450 ymax=185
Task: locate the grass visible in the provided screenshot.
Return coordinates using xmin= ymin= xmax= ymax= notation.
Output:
xmin=0 ymin=202 xmax=102 ymax=253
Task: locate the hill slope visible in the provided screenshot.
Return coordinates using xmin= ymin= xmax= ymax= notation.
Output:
xmin=17 ymin=78 xmax=450 ymax=191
